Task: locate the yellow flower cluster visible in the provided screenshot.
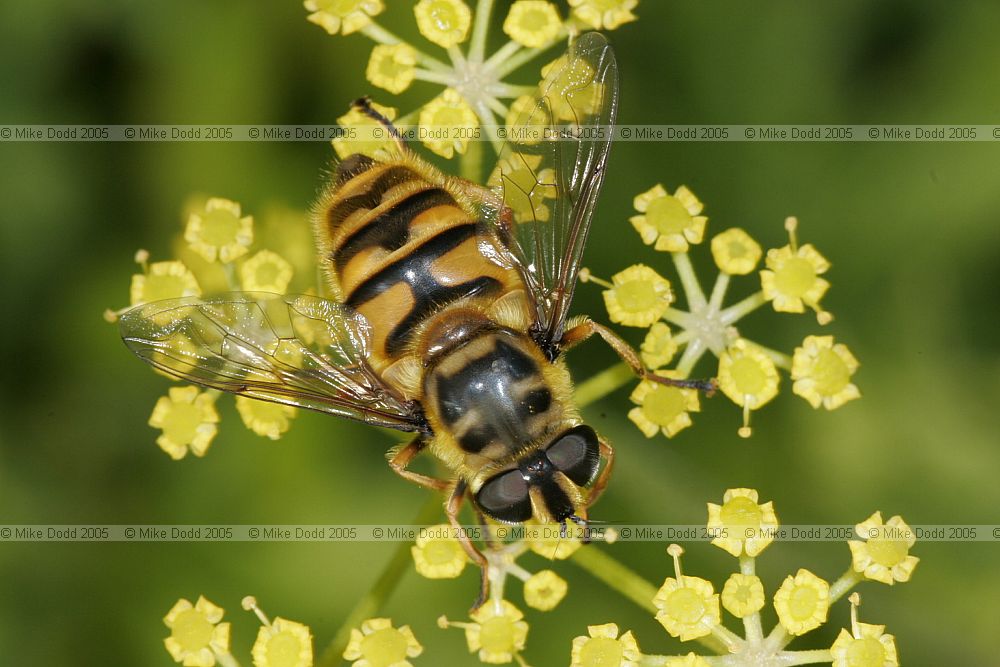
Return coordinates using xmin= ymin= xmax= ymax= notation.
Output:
xmin=584 ymin=185 xmax=861 ymax=439
xmin=307 ymin=0 xmax=640 ymax=164
xmin=107 ymin=196 xmax=316 ymax=459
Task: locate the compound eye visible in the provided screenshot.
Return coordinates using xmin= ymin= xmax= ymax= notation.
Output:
xmin=545 ymin=425 xmax=600 ymax=487
xmin=475 ymin=470 xmax=532 ymax=523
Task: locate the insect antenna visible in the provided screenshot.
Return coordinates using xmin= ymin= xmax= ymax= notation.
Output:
xmin=352 ymin=96 xmax=408 ymax=153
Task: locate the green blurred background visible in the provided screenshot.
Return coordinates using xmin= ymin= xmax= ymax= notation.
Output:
xmin=2 ymin=1 xmax=999 ymax=664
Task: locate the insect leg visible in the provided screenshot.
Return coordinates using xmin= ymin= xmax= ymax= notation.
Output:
xmin=388 ymin=436 xmax=450 ymax=491
xmin=560 ymin=318 xmax=717 ymax=394
xmin=352 ymin=96 xmax=408 ymax=153
xmin=446 ymin=480 xmax=490 ymax=610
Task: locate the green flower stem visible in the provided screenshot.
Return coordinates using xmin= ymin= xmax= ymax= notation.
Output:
xmin=662 ymin=306 xmax=697 ymax=329
xmin=740 ymin=556 xmax=764 ymax=646
xmin=486 ymin=96 xmax=510 ymax=119
xmin=460 ymin=137 xmax=484 ymax=182
xmin=318 ymin=495 xmax=443 ymax=667
xmin=484 ymin=40 xmax=524 ymax=71
xmin=569 ymin=547 xmax=733 ymax=655
xmin=468 ymin=0 xmax=495 ymax=63
xmin=671 ymin=252 xmax=707 ymax=311
xmin=493 ymin=83 xmax=538 ymax=99
xmin=448 ymin=44 xmax=467 ymax=68
xmin=214 ymin=650 xmax=241 ymax=667
xmin=772 ymin=649 xmax=834 ymax=665
xmin=491 ymin=29 xmax=566 ymax=79
xmin=361 ymin=22 xmax=451 ymax=72
xmin=747 ymin=341 xmax=793 ymax=372
xmin=708 ymin=272 xmax=730 ymax=312
xmin=720 ymin=291 xmax=767 ymax=326
xmin=573 ymin=361 xmax=634 ymax=408
xmin=675 ymin=337 xmax=708 ymax=379
xmin=223 ymin=262 xmax=239 ymax=291
xmin=414 ymin=68 xmax=455 ymax=85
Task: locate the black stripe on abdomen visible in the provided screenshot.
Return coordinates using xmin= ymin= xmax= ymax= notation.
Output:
xmin=333 ymin=188 xmax=455 ymax=272
xmin=325 ymin=165 xmax=420 ymax=230
xmin=346 ymin=224 xmax=501 ymax=356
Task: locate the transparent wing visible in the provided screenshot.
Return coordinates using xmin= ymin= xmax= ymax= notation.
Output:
xmin=119 ymin=293 xmax=427 ymax=433
xmin=483 ymin=32 xmax=619 ymax=354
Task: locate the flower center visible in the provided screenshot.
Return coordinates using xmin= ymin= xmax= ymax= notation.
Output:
xmin=720 ymin=496 xmax=762 ymax=528
xmin=730 ymin=357 xmax=768 ymax=395
xmin=479 ymin=617 xmax=516 ymax=654
xmin=264 ymin=630 xmax=305 ymax=667
xmin=666 ymin=587 xmax=708 ymax=624
xmin=163 ymin=402 xmax=202 ymax=445
xmin=788 ymin=586 xmax=820 ymax=620
xmin=579 ymin=637 xmax=624 ymax=667
xmin=616 ymin=281 xmax=660 ymax=312
xmin=171 ymin=609 xmax=213 ymax=652
xmin=424 ymin=539 xmax=461 ymax=564
xmin=318 ymin=0 xmax=362 ymax=15
xmin=200 ymin=209 xmax=241 ymax=246
xmin=643 ymin=386 xmax=687 ymax=425
xmin=845 ymin=637 xmax=886 ymax=667
xmin=360 ymin=628 xmax=408 ymax=667
xmin=144 ymin=274 xmax=189 ymax=301
xmin=646 ymin=196 xmax=692 ymax=235
xmin=773 ymin=257 xmax=816 ymax=297
xmin=866 ymin=538 xmax=908 ymax=567
xmin=810 ymin=349 xmax=851 ymax=395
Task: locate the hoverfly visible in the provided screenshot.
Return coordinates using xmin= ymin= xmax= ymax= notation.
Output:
xmin=120 ymin=33 xmax=711 ymax=605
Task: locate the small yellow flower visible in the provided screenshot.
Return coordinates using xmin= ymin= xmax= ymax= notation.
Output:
xmin=628 ymin=370 xmax=700 ymax=438
xmin=185 ymin=198 xmax=254 ymax=264
xmin=792 ymin=335 xmax=861 ymax=410
xmin=524 ymin=569 xmax=568 ymax=611
xmin=721 ymin=573 xmax=765 ymax=618
xmin=717 ymin=339 xmax=780 ymax=437
xmin=488 ymin=152 xmax=557 ymax=223
xmin=568 ymin=0 xmax=638 ymax=30
xmin=706 ymin=488 xmax=779 ymax=557
xmin=343 ymin=618 xmax=423 ymax=667
xmin=149 ymin=386 xmax=220 ymax=460
xmin=630 ymin=185 xmax=707 ymax=253
xmin=236 ymin=397 xmax=297 ymax=440
xmin=464 ymin=600 xmax=529 ymax=664
xmin=131 ymin=260 xmax=201 ymax=306
xmin=640 ymin=322 xmax=677 ymax=369
xmin=241 ymin=249 xmax=294 ymax=293
xmin=848 ymin=512 xmax=919 ymax=585
xmin=711 ymin=228 xmax=762 ymax=275
xmin=760 ymin=243 xmax=831 ymax=315
xmin=418 ymin=88 xmax=479 ymax=158
xmin=304 ymin=0 xmax=383 ymax=36
xmin=831 ymin=623 xmax=899 ymax=667
xmin=334 ymin=102 xmax=399 ymax=159
xmin=570 ymin=623 xmax=641 ymax=667
xmin=602 ymin=264 xmax=674 ymax=327
xmin=366 ymin=43 xmax=417 ymax=94
xmin=540 ymin=55 xmax=603 ymax=121
xmin=410 ymin=524 xmax=468 ymax=578
xmin=663 ymin=655 xmax=712 ymax=667
xmin=654 ymin=575 xmax=721 ymax=642
xmin=528 ymin=524 xmax=582 ymax=559
xmin=773 ymin=569 xmax=830 ymax=636
xmin=163 ymin=596 xmax=230 ymax=667
xmin=504 ymin=1 xmax=562 ymax=48
xmin=414 ymin=0 xmax=471 ymax=48
xmin=251 ymin=617 xmax=313 ymax=667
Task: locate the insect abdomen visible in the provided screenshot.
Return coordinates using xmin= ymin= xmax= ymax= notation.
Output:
xmin=317 ymin=158 xmax=525 ymax=368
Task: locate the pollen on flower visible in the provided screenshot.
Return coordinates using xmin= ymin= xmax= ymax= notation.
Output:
xmin=418 ymin=88 xmax=479 ymax=158
xmin=163 ymin=596 xmax=231 ymax=667
xmin=848 ymin=512 xmax=919 ymax=585
xmin=366 ymin=43 xmax=417 ymax=94
xmin=568 ymin=0 xmax=638 ymax=30
xmin=411 ymin=524 xmax=468 ymax=578
xmin=343 ymin=617 xmax=423 ymax=667
xmin=602 ymin=264 xmax=674 ymax=328
xmin=185 ymin=198 xmax=254 ymax=264
xmin=235 ymin=397 xmax=297 ymax=440
xmin=414 ymin=0 xmax=472 ymax=48
xmin=130 ymin=260 xmax=201 ymax=306
xmin=504 ymin=1 xmax=563 ymax=48
xmin=630 ymin=184 xmax=707 ymax=253
xmin=721 ymin=573 xmax=765 ymax=618
xmin=791 ymin=335 xmax=861 ymax=410
xmin=488 ymin=152 xmax=557 ymax=222
xmin=773 ymin=568 xmax=830 ymax=636
xmin=463 ymin=600 xmax=529 ymax=664
xmin=240 ymin=249 xmax=294 ymax=293
xmin=711 ymin=228 xmax=763 ymax=275
xmin=706 ymin=488 xmax=779 ymax=557
xmin=148 ymin=386 xmax=220 ymax=460
xmin=334 ymin=101 xmax=399 ymax=159
xmin=716 ymin=339 xmax=780 ymax=437
xmin=304 ymin=0 xmax=383 ymax=36
xmin=640 ymin=322 xmax=677 ymax=369
xmin=653 ymin=545 xmax=721 ymax=642
xmin=628 ymin=370 xmax=700 ymax=438
xmin=570 ymin=623 xmax=641 ymax=667
xmin=524 ymin=569 xmax=568 ymax=611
